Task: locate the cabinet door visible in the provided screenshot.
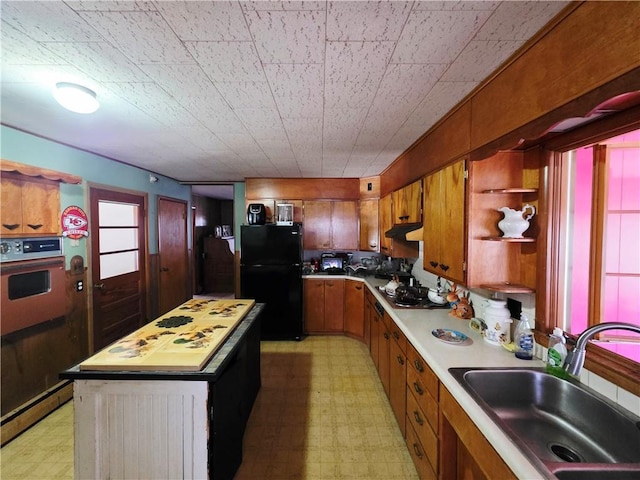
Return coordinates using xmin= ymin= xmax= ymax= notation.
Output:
xmin=363 ymin=294 xmax=372 ymax=349
xmin=379 ymin=194 xmax=393 ymax=255
xmin=324 ymin=279 xmax=345 ymax=332
xmin=393 ymin=180 xmax=422 ymax=224
xmin=344 ymin=280 xmax=364 ymax=338
xmin=423 ymin=171 xmax=442 ymax=273
xmin=22 ymin=181 xmax=60 ymax=235
xmin=359 ymin=199 xmax=379 ymax=252
xmin=1 ymin=178 xmax=23 ymax=234
xmin=303 ymin=201 xmax=332 ymax=250
xmin=440 ymin=160 xmax=466 ymax=284
xmin=331 ymin=201 xmax=358 ymax=250
xmin=378 ymin=321 xmax=391 ymax=397
xmin=389 ymin=338 xmax=406 ymax=436
xmin=303 ymin=279 xmax=325 ymax=333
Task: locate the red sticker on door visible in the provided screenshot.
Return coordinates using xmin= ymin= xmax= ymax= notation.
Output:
xmin=62 ymin=206 xmax=89 ymax=239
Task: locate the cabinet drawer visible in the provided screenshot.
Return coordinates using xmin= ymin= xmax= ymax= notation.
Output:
xmin=405 ymin=420 xmax=437 ymax=480
xmin=406 ymin=366 xmax=439 ymax=435
xmin=389 ymin=321 xmax=407 ymax=354
xmin=407 ymin=343 xmax=438 ymax=400
xmin=406 ymin=383 xmax=438 ymax=435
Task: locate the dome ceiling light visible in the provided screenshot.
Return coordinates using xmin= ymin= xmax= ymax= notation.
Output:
xmin=53 ymin=82 xmax=99 ymax=114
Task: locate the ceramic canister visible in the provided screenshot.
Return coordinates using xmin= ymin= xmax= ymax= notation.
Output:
xmin=483 ymin=299 xmax=512 ymax=345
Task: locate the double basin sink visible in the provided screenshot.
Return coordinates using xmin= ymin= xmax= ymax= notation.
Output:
xmin=449 ymin=368 xmax=640 ymax=479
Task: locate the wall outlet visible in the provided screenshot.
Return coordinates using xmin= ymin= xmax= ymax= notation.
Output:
xmin=76 ymin=280 xmax=83 ymax=292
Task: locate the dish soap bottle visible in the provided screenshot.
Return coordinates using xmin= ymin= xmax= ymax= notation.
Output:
xmin=546 ymin=327 xmax=569 ymax=378
xmin=514 ymin=313 xmax=535 ymax=360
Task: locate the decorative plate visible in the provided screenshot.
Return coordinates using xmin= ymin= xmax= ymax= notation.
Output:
xmin=432 ymin=328 xmax=470 ymax=345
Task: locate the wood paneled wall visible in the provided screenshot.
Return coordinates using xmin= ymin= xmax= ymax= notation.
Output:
xmin=382 ymin=1 xmax=640 ymax=194
xmin=246 ymin=178 xmax=360 ymax=201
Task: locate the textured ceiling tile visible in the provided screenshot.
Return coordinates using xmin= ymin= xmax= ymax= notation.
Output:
xmin=187 ymin=42 xmax=264 ymax=82
xmin=413 ymin=1 xmax=500 ymax=11
xmin=326 ymin=1 xmax=413 ymax=41
xmin=78 ymin=11 xmax=194 ymax=64
xmin=325 ymin=41 xmax=395 ymax=109
xmin=155 ymin=1 xmax=251 ymax=41
xmin=214 ymin=81 xmax=276 ymax=109
xmin=0 ymin=23 xmax=69 ymax=65
xmin=1 ymin=1 xmax=103 ymax=42
xmin=177 ymin=96 xmax=247 ymax=135
xmin=374 ymin=63 xmax=446 ymax=106
xmin=234 ymin=108 xmax=289 ymax=141
xmin=264 ymin=63 xmax=324 ymax=118
xmin=391 ymin=9 xmax=493 ymax=64
xmin=241 ymin=1 xmax=326 ymax=12
xmin=440 ymin=40 xmax=522 ymax=82
xmin=245 ymin=10 xmax=325 ymax=64
xmin=65 ymin=1 xmax=156 ymax=12
xmin=138 ymin=64 xmax=219 ymax=98
xmin=475 ymin=2 xmax=569 ymax=41
xmin=216 ymin=133 xmax=264 ymax=155
xmin=323 ymin=108 xmax=368 ymax=147
xmin=44 ymin=42 xmax=150 ymax=83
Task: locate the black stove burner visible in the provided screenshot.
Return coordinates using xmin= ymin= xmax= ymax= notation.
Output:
xmin=375 ymin=271 xmax=414 ymax=281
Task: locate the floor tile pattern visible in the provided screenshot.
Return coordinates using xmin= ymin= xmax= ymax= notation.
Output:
xmin=1 ymin=336 xmax=417 ymax=479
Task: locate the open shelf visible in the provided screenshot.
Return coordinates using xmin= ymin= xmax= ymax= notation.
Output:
xmin=481 ymin=236 xmax=536 ymax=242
xmin=480 ymin=283 xmax=535 ymax=294
xmin=481 ymin=188 xmax=538 ymax=194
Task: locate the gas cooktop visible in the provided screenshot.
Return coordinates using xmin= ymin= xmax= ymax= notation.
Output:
xmin=377 ymin=288 xmax=450 ymax=310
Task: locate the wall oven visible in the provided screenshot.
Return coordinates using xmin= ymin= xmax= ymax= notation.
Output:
xmin=1 ymin=237 xmax=67 ymax=336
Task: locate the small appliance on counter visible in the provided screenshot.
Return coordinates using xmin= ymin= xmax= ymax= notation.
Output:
xmin=276 ymin=203 xmax=294 ymax=225
xmin=247 ymin=203 xmax=266 ymax=225
xmin=320 ymin=252 xmax=349 ymax=274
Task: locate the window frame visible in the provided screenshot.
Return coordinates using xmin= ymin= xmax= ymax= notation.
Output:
xmin=538 ymin=112 xmax=640 ymax=396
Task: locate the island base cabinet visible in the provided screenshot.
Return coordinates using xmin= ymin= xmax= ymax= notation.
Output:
xmin=74 ymin=379 xmax=209 ymax=480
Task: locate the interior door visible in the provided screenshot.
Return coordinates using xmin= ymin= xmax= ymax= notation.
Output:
xmin=90 ymin=187 xmax=146 ymax=351
xmin=158 ymin=197 xmax=189 ymax=315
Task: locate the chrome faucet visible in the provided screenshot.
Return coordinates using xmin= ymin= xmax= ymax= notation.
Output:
xmin=563 ymin=322 xmax=640 ymax=377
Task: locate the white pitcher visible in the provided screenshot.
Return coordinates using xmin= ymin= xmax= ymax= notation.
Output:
xmin=483 ymin=299 xmax=512 ymax=345
xmin=497 ymin=204 xmax=535 ymax=238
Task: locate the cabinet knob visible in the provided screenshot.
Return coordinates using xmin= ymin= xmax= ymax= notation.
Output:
xmin=392 ymin=331 xmax=400 ymax=340
xmin=429 ymin=261 xmax=438 ymax=268
xmin=413 ymin=443 xmax=423 ymax=459
xmin=413 ymin=410 xmax=423 ymax=425
xmin=413 ymin=382 xmax=424 ymax=396
xmin=413 ymin=359 xmax=424 ymax=372
xmin=439 ymin=264 xmax=449 ymax=271
xmin=383 ymin=332 xmax=390 ymax=340
xmin=396 ymin=355 xmax=404 ymax=365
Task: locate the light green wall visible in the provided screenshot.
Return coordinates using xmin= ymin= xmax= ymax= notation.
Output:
xmin=1 ymin=125 xmax=192 ymax=264
xmin=233 ymin=182 xmax=245 ymax=244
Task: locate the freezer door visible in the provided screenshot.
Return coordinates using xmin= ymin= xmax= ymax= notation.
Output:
xmin=240 ymin=225 xmax=302 ymax=266
xmin=240 ymin=265 xmax=303 ymax=340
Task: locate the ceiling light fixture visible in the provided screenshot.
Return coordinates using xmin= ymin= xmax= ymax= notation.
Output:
xmin=53 ymin=82 xmax=99 ymax=114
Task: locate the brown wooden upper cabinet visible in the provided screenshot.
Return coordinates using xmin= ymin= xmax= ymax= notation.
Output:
xmin=379 ymin=194 xmax=393 ymax=255
xmin=359 ymin=199 xmax=379 ymax=252
xmin=423 ymin=159 xmax=466 ymax=284
xmin=303 ymin=200 xmax=358 ymax=251
xmin=391 ymin=179 xmax=422 ymax=224
xmin=1 ymin=176 xmax=60 ymax=236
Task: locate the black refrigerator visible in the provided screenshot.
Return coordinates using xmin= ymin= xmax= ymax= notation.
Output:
xmin=240 ymin=224 xmax=303 ymax=340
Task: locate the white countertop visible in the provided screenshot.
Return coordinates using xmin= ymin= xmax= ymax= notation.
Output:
xmin=304 ymin=274 xmax=548 ymax=479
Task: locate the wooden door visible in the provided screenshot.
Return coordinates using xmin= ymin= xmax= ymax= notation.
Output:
xmin=158 ymin=197 xmax=189 ymax=316
xmin=389 ymin=338 xmax=406 ymax=436
xmin=344 ymin=280 xmax=364 ymax=338
xmin=324 ymin=279 xmax=345 ymax=332
xmin=303 ymin=278 xmax=325 ymax=333
xmin=303 ymin=201 xmax=331 ymax=249
xmin=22 ymin=180 xmax=60 ymax=235
xmin=1 ymin=177 xmax=22 ymax=234
xmin=441 ymin=160 xmax=466 ymax=284
xmin=423 ymin=171 xmax=442 ymax=273
xmin=90 ymin=187 xmax=146 ymax=351
xmin=331 ymin=201 xmax=358 ymax=250
xmin=359 ymin=199 xmax=379 ymax=252
xmin=379 ymin=194 xmax=393 ymax=255
xmin=378 ymin=320 xmax=391 ymax=396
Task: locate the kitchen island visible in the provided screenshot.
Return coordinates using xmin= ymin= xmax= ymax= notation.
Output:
xmin=61 ymin=299 xmax=264 ymax=480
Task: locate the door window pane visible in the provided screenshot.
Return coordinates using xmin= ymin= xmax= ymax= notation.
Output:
xmin=99 ymin=228 xmax=138 ymax=253
xmin=98 ymin=201 xmax=138 ymax=227
xmin=100 ymin=251 xmax=139 ymax=279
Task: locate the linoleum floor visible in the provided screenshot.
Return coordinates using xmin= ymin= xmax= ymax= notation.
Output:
xmin=1 ymin=336 xmax=418 ymax=480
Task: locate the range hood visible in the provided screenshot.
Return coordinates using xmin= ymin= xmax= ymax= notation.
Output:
xmin=384 ymin=222 xmax=422 ymax=241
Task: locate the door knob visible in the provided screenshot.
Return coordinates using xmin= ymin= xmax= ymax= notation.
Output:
xmin=93 ymin=283 xmax=105 ymax=290
xmin=161 ymin=267 xmax=169 ymax=272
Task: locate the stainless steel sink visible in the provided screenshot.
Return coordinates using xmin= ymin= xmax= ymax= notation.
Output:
xmin=449 ymin=368 xmax=640 ymax=478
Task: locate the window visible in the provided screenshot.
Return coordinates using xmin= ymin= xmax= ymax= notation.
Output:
xmin=98 ymin=200 xmax=140 ymax=279
xmin=557 ymin=129 xmax=640 ymax=363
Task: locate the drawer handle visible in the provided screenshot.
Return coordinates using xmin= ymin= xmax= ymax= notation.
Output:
xmin=429 ymin=261 xmax=438 ymax=268
xmin=27 ymin=223 xmax=43 ymax=230
xmin=413 ymin=443 xmax=423 ymax=459
xmin=439 ymin=263 xmax=449 ymax=272
xmin=413 ymin=382 xmax=424 ymax=396
xmin=392 ymin=331 xmax=400 ymax=340
xmin=356 ymin=285 xmax=362 ymax=290
xmin=413 ymin=359 xmax=424 ymax=372
xmin=3 ymin=223 xmax=19 ymax=230
xmin=396 ymin=355 xmax=404 ymax=365
xmin=383 ymin=332 xmax=390 ymax=340
xmin=413 ymin=410 xmax=424 ymax=425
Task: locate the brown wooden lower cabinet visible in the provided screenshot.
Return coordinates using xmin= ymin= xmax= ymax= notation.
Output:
xmin=440 ymin=386 xmax=517 ymax=480
xmin=303 ymin=278 xmax=345 ymax=333
xmin=344 ymin=280 xmax=364 ymax=338
xmin=405 ymin=421 xmax=437 ymax=480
